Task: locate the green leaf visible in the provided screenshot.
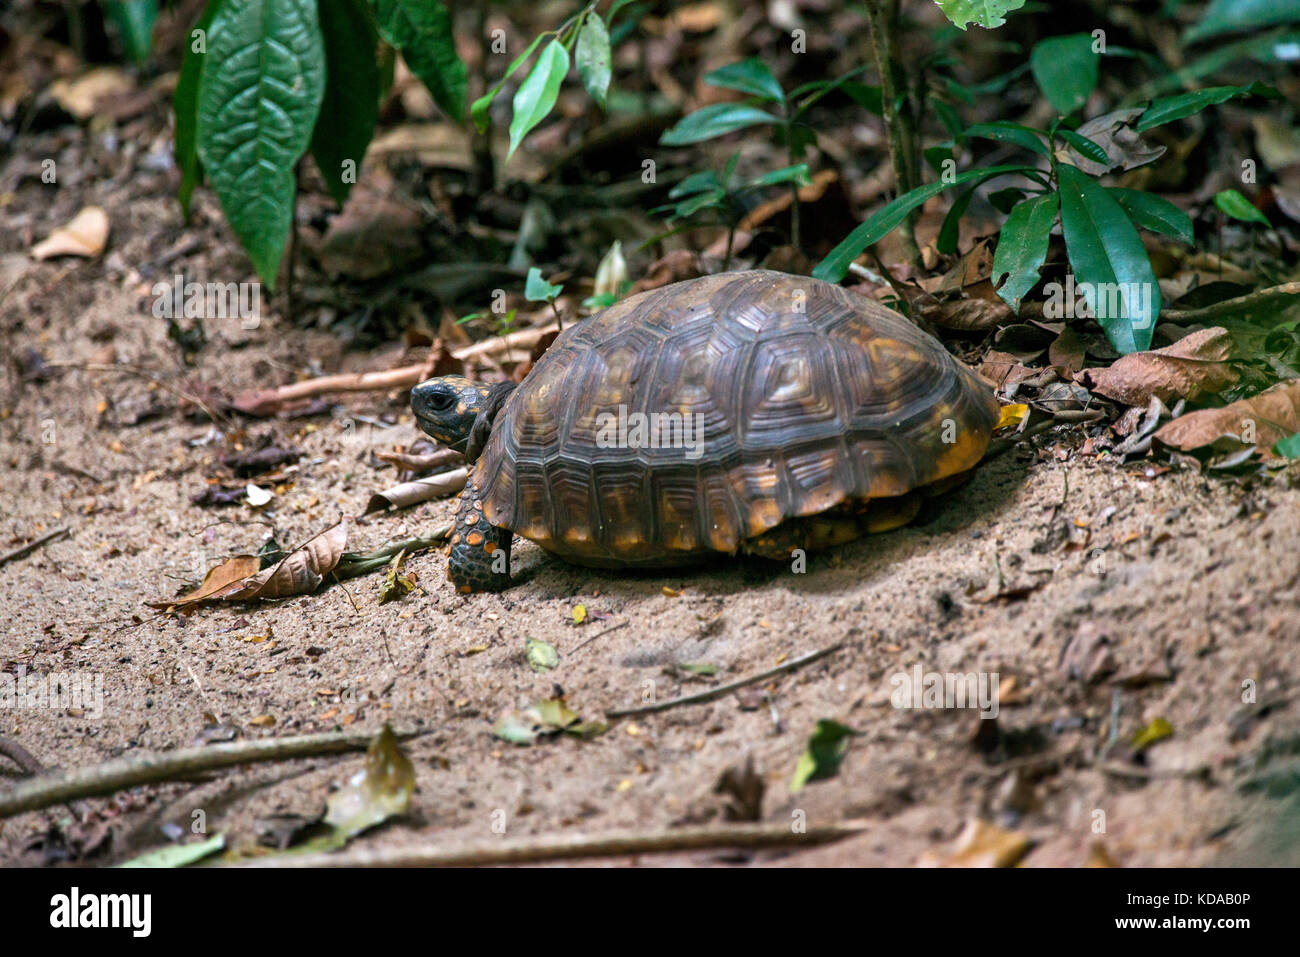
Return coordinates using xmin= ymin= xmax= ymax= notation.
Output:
xmin=937 ymin=187 xmax=974 ymax=256
xmin=575 ymin=14 xmax=611 ymax=110
xmin=312 ymin=0 xmax=379 ymax=205
xmin=508 ymin=39 xmax=569 ymax=160
xmin=673 ymin=189 xmax=725 ymax=218
xmin=371 ymin=0 xmax=466 ymax=121
xmin=1108 ymin=188 xmax=1194 ymax=244
xmin=660 ymin=103 xmax=778 ymax=146
xmin=471 ymin=33 xmax=545 ymax=133
xmin=992 ymin=191 xmax=1058 ymax=310
xmin=988 ymin=186 xmax=1026 ymax=214
xmin=1186 ymin=0 xmax=1300 ymax=44
xmin=105 ymin=0 xmax=158 ymax=64
xmin=1137 ymin=83 xmax=1274 ymax=132
xmin=705 ymin=58 xmax=784 ymax=103
xmin=197 ymin=0 xmax=326 ymax=288
xmin=118 ymin=833 xmax=225 ymax=868
xmin=789 ymin=719 xmax=857 ymax=793
xmin=1057 ymin=164 xmax=1160 ymax=354
xmin=934 ymin=0 xmax=1027 ymax=30
xmin=668 ymin=170 xmax=722 ymax=199
xmin=812 ymin=164 xmax=1034 ymax=282
xmin=525 ymin=267 xmax=563 ymax=302
xmin=1214 ymin=189 xmax=1270 ymax=225
xmin=745 ymin=163 xmax=811 ymax=189
xmin=526 ymin=638 xmax=559 ymax=673
xmin=1030 ymin=33 xmax=1099 ymax=115
xmin=1273 ymin=432 xmax=1300 ymax=459
xmin=1057 ymin=129 xmax=1109 ymax=166
xmin=964 ymin=121 xmax=1049 ymax=156
xmin=174 ymin=0 xmax=225 ymax=220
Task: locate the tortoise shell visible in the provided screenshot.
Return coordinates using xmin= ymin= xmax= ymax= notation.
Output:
xmin=474 ymin=270 xmax=997 ymax=566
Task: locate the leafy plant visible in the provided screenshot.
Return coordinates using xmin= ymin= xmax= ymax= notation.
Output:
xmin=813 ymin=17 xmax=1279 ymax=355
xmin=660 ymin=58 xmax=873 ymax=250
xmin=174 ymin=0 xmax=622 ymax=289
xmin=653 ymin=154 xmax=811 ymax=269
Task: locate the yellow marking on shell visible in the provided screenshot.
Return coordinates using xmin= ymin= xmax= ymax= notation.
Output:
xmin=562 ymin=526 xmax=592 ymax=545
xmin=864 ymin=494 xmax=922 ymax=533
xmin=466 ymin=531 xmax=484 ymax=546
xmin=745 ymin=499 xmax=783 ymax=536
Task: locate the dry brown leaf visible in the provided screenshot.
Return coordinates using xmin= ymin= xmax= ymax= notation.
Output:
xmin=148 ymin=555 xmax=261 ymax=609
xmin=920 ymin=818 xmax=1032 ymax=868
xmin=1049 ymin=326 xmax=1087 ymax=375
xmin=1078 ymin=327 xmax=1238 ymax=407
xmin=48 ymin=67 xmax=134 ymax=120
xmin=226 ymin=520 xmax=349 ymax=599
xmin=926 ymin=296 xmax=1014 ymax=331
xmin=362 ymin=468 xmax=469 ymax=514
xmin=1055 ymin=107 xmax=1166 ymax=176
xmin=31 ymin=206 xmax=109 ymax=260
xmin=1154 ymin=379 xmax=1300 ymax=458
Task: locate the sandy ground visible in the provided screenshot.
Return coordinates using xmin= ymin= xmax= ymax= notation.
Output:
xmin=3 ymin=129 xmax=1300 ymax=869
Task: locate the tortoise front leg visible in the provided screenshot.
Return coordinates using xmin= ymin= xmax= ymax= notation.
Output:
xmin=447 ymin=479 xmax=512 ymax=593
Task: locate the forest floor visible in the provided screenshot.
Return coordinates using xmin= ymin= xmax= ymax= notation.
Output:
xmin=3 ymin=6 xmax=1300 ymax=869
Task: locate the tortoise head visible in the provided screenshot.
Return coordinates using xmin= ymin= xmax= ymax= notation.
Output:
xmin=410 ymin=375 xmax=489 ymax=453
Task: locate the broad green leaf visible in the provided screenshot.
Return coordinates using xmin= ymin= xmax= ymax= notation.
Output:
xmin=965 ymin=121 xmax=1049 ymax=156
xmin=673 ymin=189 xmax=725 ymax=218
xmin=470 ymin=33 xmax=545 ymax=133
xmin=705 ymin=58 xmax=784 ymax=103
xmin=508 ymin=39 xmax=569 ymax=160
xmin=840 ymin=81 xmax=883 ymax=115
xmin=371 ymin=0 xmax=466 ymax=121
xmin=1214 ymin=189 xmax=1270 ymax=225
xmin=789 ymin=719 xmax=857 ymax=793
xmin=993 ymin=191 xmax=1058 ymax=309
xmin=934 ymin=0 xmax=1027 ymax=30
xmin=660 ymin=103 xmax=778 ymax=146
xmin=119 ymin=833 xmax=225 ymax=868
xmin=312 ymin=0 xmax=379 ymax=205
xmin=1108 ymin=188 xmax=1194 ymax=244
xmin=1030 ymin=34 xmax=1099 ymax=115
xmin=105 ymin=0 xmax=158 ymax=64
xmin=1186 ymin=0 xmax=1300 ymax=44
xmin=988 ymin=186 xmax=1027 ymax=214
xmin=197 ymin=0 xmax=326 ymax=288
xmin=575 ymin=14 xmax=611 ymax=109
xmin=1057 ymin=129 xmax=1109 ymax=166
xmin=937 ymin=187 xmax=974 ymax=256
xmin=1057 ymin=164 xmax=1160 ymax=354
xmin=1136 ymin=83 xmax=1274 ymax=132
xmin=1273 ymin=432 xmax=1300 ymax=459
xmin=174 ymin=0 xmax=225 ymax=220
xmin=525 ymin=267 xmax=563 ymax=302
xmin=813 ymin=164 xmax=1034 ymax=282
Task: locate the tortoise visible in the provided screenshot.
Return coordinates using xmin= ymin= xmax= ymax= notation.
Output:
xmin=411 ymin=270 xmax=998 ymax=593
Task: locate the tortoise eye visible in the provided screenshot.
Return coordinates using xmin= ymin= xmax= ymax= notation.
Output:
xmin=426 ymin=389 xmax=456 ymax=412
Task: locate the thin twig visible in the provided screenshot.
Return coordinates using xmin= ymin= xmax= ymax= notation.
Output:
xmin=0 ymin=527 xmax=69 ymax=567
xmin=0 ymin=729 xmax=419 ymax=820
xmin=0 ymin=737 xmax=92 ymax=821
xmin=234 ymin=819 xmax=871 ymax=868
xmin=606 ymin=643 xmax=844 ymax=718
xmin=571 ymin=620 xmax=628 ymax=654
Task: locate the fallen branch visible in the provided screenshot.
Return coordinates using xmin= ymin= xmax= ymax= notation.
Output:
xmin=230 ymin=325 xmax=560 ymax=417
xmin=0 ymin=729 xmax=419 ymax=820
xmin=0 ymin=736 xmax=94 ymax=821
xmin=236 ymin=819 xmax=869 ymax=868
xmin=0 ymin=527 xmax=69 ymax=567
xmin=606 ymin=643 xmax=844 ymax=718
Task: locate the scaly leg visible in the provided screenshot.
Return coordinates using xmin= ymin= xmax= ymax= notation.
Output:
xmin=447 ymin=478 xmax=513 ymax=593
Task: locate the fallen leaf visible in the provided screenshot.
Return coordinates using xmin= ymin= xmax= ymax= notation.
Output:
xmin=31 ymin=207 xmax=109 ymax=260
xmin=149 ymin=555 xmax=261 ymax=609
xmin=572 ymin=604 xmax=587 ymax=625
xmin=1079 ymin=327 xmax=1238 ymax=406
xmin=321 ymin=725 xmax=415 ymax=841
xmin=1055 ymin=107 xmax=1166 ymax=176
xmin=789 ymin=719 xmax=857 ymax=793
xmin=996 ymin=403 xmax=1029 ymax=431
xmin=49 ymin=67 xmax=134 ymax=120
xmin=1154 ymin=379 xmax=1300 ymax=459
xmin=118 ymin=833 xmax=225 ymax=869
xmin=920 ymin=818 xmax=1032 ymax=868
xmin=1131 ymin=716 xmax=1174 ymax=751
xmin=378 ymin=549 xmax=417 ymax=603
xmin=362 ymin=469 xmax=469 ymax=514
xmin=526 ymin=638 xmax=559 ymax=673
